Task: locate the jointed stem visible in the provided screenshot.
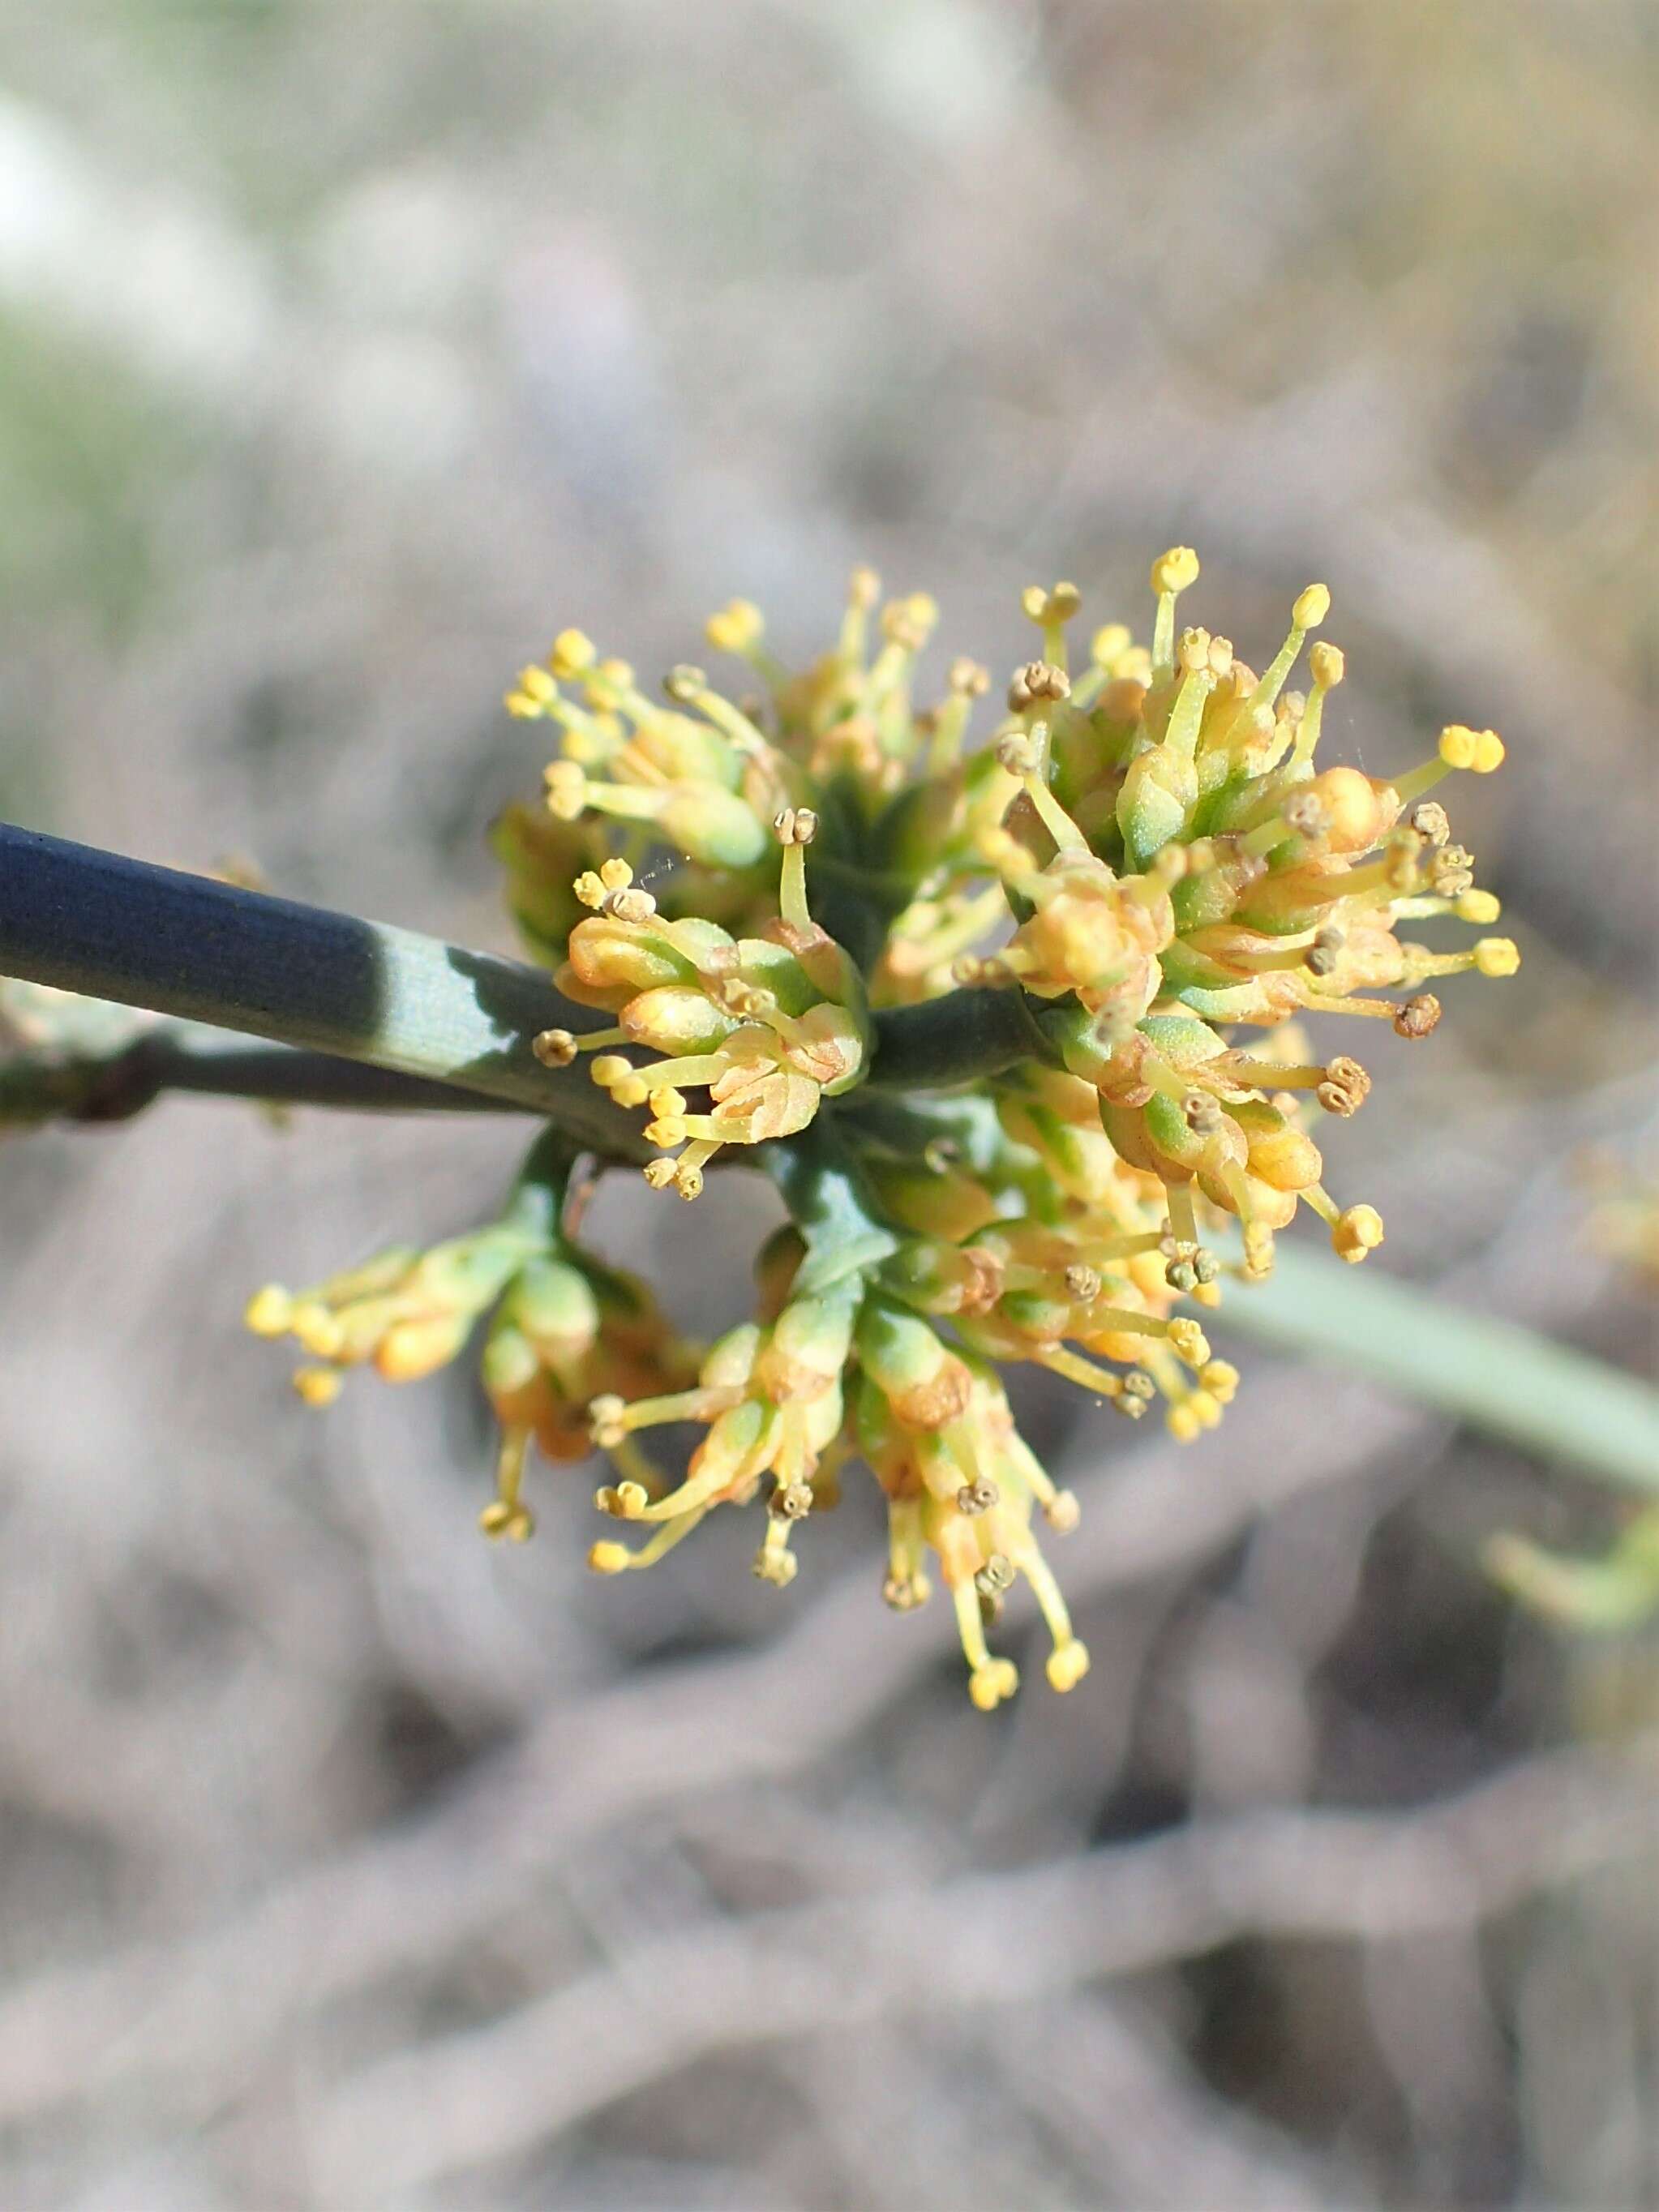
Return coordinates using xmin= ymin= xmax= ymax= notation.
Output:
xmin=0 ymin=821 xmax=1058 ymax=1138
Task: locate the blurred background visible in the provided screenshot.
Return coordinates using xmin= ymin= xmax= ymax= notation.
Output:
xmin=1 ymin=2 xmax=1656 ymax=2205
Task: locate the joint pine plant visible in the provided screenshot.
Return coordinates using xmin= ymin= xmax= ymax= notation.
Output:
xmin=234 ymin=548 xmax=1528 ymax=1709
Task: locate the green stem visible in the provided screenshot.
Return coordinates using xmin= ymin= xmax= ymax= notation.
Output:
xmin=0 ymin=822 xmax=645 ymax=1153
xmin=867 ymin=985 xmax=1056 ymax=1090
xmin=0 ymin=822 xmax=1055 ymax=1125
xmin=1216 ymin=1243 xmax=1659 ymax=1494
xmin=1 ymin=1028 xmax=526 ymax=1125
xmin=760 ymin=1112 xmax=900 ymax=1292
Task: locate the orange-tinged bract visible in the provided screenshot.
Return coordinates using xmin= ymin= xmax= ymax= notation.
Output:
xmin=254 ymin=553 xmax=1518 ymax=1705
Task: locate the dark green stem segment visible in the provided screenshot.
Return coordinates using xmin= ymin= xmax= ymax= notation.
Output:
xmin=0 ymin=822 xmax=645 ymax=1152
xmin=866 ymin=983 xmax=1056 ymax=1090
xmin=0 ymin=821 xmax=1041 ymax=1138
xmin=0 ymin=1031 xmax=526 ymax=1124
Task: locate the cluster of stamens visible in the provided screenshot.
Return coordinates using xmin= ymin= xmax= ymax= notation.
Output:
xmin=249 ymin=548 xmax=1520 ymax=1707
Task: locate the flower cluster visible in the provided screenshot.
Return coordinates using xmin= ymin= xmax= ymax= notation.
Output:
xmin=254 ymin=550 xmax=1519 ymax=1704
xmin=245 ymin=1134 xmax=696 ymax=1540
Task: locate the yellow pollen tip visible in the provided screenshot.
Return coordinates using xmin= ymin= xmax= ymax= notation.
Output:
xmin=1438 ymin=725 xmax=1478 ymax=769
xmin=519 ymin=665 xmax=556 ymax=703
xmin=245 ymin=1284 xmax=293 ymax=1336
xmin=706 ymin=598 xmax=765 ymax=653
xmin=548 ymin=628 xmax=596 ymax=679
xmin=479 ymin=1499 xmax=534 ymax=1541
xmin=1474 ymin=937 xmax=1520 ymax=978
xmin=595 ymin=1479 xmax=649 ymax=1520
xmin=588 ymin=1541 xmax=632 ymax=1575
xmin=969 ymin=1659 xmax=1019 ymax=1712
xmin=1332 ymin=1203 xmax=1385 ymax=1262
xmin=642 ymin=1160 xmax=678 ymax=1190
xmin=1471 ymin=729 xmax=1506 ymax=773
xmin=544 ymin=760 xmax=587 ymax=819
xmin=1199 ymin=1359 xmax=1240 ymax=1402
xmin=290 ymin=1302 xmax=345 ymax=1358
xmin=1292 ymin=583 xmax=1331 ymax=629
xmin=1046 ymin=1642 xmax=1091 ymax=1693
xmin=1167 ymin=1318 xmax=1211 ymax=1365
xmin=1309 ymin=642 xmax=1345 ymax=688
xmin=1151 ymin=547 xmax=1200 ymax=596
xmin=1090 ymin=622 xmax=1130 ymax=667
xmin=292 ymin=1365 xmax=343 ymax=1408
xmin=1455 ymin=890 xmax=1502 ymax=924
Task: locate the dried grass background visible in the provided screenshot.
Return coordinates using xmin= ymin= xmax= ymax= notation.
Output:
xmin=0 ymin=3 xmax=1656 ymax=2206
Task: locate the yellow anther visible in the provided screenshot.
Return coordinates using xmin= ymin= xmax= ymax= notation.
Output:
xmin=245 ymin=1284 xmax=294 ymax=1336
xmin=1151 ymin=547 xmax=1200 ymax=595
xmin=969 ymin=1658 xmax=1019 ymax=1712
xmin=589 ymin=655 xmax=635 ymax=692
xmin=588 ymin=1541 xmax=631 ymax=1575
xmin=549 ymin=628 xmax=596 ymax=678
xmin=293 ymin=1365 xmax=343 ymax=1408
xmin=1199 ymin=1359 xmax=1240 ymax=1402
xmin=674 ymin=1162 xmax=705 ymax=1200
xmin=587 ymin=1394 xmax=628 ymax=1445
xmin=1474 ymin=937 xmax=1520 ymax=977
xmin=649 ymin=1087 xmax=688 ymax=1117
xmin=706 ymin=598 xmax=765 ymax=654
xmin=1332 ymin=1203 xmax=1385 ymax=1262
xmin=1438 ymin=725 xmax=1478 ymax=769
xmin=544 ymin=760 xmax=587 ymax=819
xmin=1292 ymin=583 xmax=1331 ymax=629
xmin=751 ymin=1543 xmax=799 ymax=1587
xmin=1044 ymin=1490 xmax=1082 ymax=1532
xmin=290 ymin=1302 xmax=345 ymax=1358
xmin=1046 ymin=1641 xmax=1091 ymax=1693
xmin=881 ymin=593 xmax=938 ymax=649
xmin=594 ymin=1479 xmax=649 ymax=1519
xmin=1455 ymin=890 xmax=1502 ymax=924
xmin=479 ymin=1499 xmax=534 ymax=1541
xmin=1309 ymin=642 xmax=1344 ymax=688
xmin=518 ymin=665 xmax=557 ymax=703
xmin=1168 ymin=1318 xmax=1211 ymax=1365
xmin=642 ymin=1160 xmax=678 ymax=1190
xmin=1471 ymin=729 xmax=1505 ymax=773
xmin=1090 ymin=622 xmax=1131 ymax=667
